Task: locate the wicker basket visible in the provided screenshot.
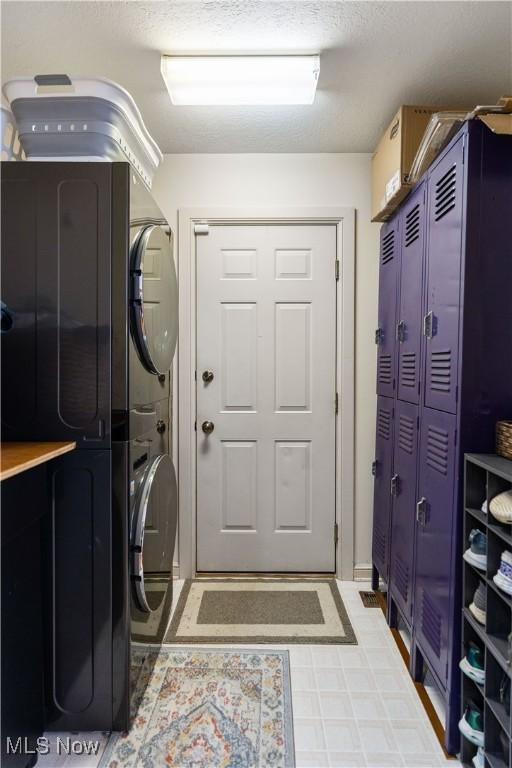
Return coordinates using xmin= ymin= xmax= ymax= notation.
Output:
xmin=496 ymin=421 xmax=512 ymax=460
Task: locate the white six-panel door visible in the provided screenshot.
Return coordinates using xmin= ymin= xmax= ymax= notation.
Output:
xmin=196 ymin=224 xmax=337 ymax=572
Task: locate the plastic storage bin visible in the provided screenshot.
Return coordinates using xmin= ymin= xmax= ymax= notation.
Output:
xmin=2 ymin=75 xmax=162 ymax=188
xmin=1 ymin=107 xmax=24 ymax=161
xmin=408 ymin=111 xmax=467 ymax=184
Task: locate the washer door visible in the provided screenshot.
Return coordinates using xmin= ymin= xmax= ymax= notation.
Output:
xmin=131 ymin=453 xmax=177 ymax=613
xmin=130 ymin=224 xmax=178 ymax=375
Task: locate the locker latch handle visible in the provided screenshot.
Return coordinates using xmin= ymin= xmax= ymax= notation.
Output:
xmin=375 ymin=328 xmax=384 ymax=345
xmin=390 ymin=474 xmax=400 ymax=497
xmin=423 ymin=311 xmax=434 ymax=340
xmin=396 ymin=321 xmax=406 ymax=343
xmin=416 ymin=497 xmax=428 ymax=525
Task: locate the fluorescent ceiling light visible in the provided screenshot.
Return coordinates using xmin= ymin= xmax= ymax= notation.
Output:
xmin=160 ymin=55 xmax=320 ymax=106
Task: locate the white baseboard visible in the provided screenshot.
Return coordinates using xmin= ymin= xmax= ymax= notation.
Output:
xmin=353 ymin=564 xmax=372 ymax=582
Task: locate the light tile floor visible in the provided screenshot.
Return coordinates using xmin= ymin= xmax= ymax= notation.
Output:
xmin=37 ymin=580 xmax=461 ymax=768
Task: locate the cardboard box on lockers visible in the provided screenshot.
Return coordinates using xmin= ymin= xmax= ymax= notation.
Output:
xmin=371 ymin=104 xmax=458 ymax=222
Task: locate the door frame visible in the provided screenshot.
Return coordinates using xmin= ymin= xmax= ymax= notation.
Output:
xmin=177 ymin=207 xmax=355 ymax=580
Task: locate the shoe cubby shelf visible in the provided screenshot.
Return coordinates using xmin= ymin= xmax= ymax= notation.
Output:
xmin=461 ymin=454 xmax=512 ymax=768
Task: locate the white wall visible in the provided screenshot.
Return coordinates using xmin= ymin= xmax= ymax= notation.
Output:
xmin=152 ymin=153 xmax=380 ymax=572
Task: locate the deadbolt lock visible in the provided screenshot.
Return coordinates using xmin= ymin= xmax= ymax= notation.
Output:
xmin=202 ymin=370 xmax=214 ymax=383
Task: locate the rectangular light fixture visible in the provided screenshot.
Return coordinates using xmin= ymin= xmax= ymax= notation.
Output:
xmin=160 ymin=55 xmax=320 ymax=106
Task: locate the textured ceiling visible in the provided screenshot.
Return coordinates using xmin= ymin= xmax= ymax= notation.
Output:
xmin=1 ymin=1 xmax=511 ymax=153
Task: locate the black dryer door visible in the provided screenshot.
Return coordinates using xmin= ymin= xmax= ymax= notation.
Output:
xmin=130 ymin=453 xmax=177 ymax=613
xmin=130 ymin=224 xmax=178 ymax=376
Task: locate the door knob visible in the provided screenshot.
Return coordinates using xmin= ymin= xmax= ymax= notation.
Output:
xmin=202 ymin=370 xmax=214 ymax=383
xmin=156 ymin=419 xmax=166 ymax=434
xmin=202 ymin=420 xmax=215 ymax=435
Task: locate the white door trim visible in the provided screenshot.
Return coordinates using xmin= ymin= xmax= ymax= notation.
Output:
xmin=177 ymin=207 xmax=355 ymax=580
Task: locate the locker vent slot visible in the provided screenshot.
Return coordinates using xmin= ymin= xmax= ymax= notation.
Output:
xmin=426 ymin=425 xmax=449 ymax=475
xmin=404 ymin=204 xmax=420 ymax=247
xmin=381 ymin=231 xmax=395 ymax=265
xmin=373 ymin=525 xmax=387 ymax=569
xmin=377 ymin=407 xmax=392 ymax=441
xmin=394 ymin=555 xmax=409 ymax=602
xmin=421 ymin=590 xmax=442 ymax=658
xmin=430 ymin=350 xmax=452 ymax=393
xmin=434 ymin=164 xmax=457 ymax=221
xmin=400 ymin=352 xmax=416 ymax=389
xmin=378 ymin=354 xmax=392 ymax=386
xmin=398 ymin=414 xmax=415 ymax=454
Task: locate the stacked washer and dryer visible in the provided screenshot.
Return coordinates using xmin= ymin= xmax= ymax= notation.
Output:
xmin=1 ymin=77 xmax=178 ymax=733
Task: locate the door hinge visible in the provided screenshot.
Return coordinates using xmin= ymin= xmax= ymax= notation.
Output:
xmin=194 ymin=370 xmax=197 ymax=381
xmin=334 ymin=522 xmax=339 ymax=547
xmin=335 ymin=392 xmax=339 ymax=415
xmin=375 ymin=328 xmax=384 ymax=345
xmin=194 ymin=421 xmax=197 ymax=431
xmin=194 ymin=222 xmax=209 ymax=235
xmin=335 ymin=259 xmax=340 ymax=281
xmin=372 ymin=460 xmax=378 ymax=477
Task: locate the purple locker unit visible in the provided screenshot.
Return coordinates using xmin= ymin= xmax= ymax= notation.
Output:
xmin=413 ymin=121 xmax=512 ymax=754
xmin=376 ymin=218 xmax=399 ymax=399
xmin=389 ymin=399 xmax=419 ymax=622
xmin=371 ymin=395 xmax=394 ymax=584
xmin=371 ymin=119 xmax=512 ymax=755
xmin=397 ymin=183 xmax=426 ymax=405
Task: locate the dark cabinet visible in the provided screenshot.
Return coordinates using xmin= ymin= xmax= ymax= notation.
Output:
xmin=1 ymin=163 xmax=112 ymax=449
xmin=1 ymin=162 xmax=130 ymax=735
xmin=371 ymin=119 xmax=512 ymax=754
xmin=1 ymin=468 xmax=47 ymax=768
xmin=44 ymin=449 xmax=112 ymax=731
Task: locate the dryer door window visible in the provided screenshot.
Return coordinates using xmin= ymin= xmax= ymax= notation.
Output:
xmin=131 ymin=453 xmax=177 ymax=613
xmin=130 ymin=224 xmax=178 ymax=376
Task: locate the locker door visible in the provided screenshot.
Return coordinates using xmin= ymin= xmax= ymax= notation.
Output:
xmin=376 ymin=217 xmax=399 ymax=398
xmin=414 ymin=408 xmax=457 ymax=686
xmin=372 ymin=396 xmax=394 ymax=581
xmin=397 ymin=184 xmax=425 ymax=404
xmin=424 ymin=137 xmax=465 ymax=414
xmin=389 ymin=400 xmax=419 ymax=621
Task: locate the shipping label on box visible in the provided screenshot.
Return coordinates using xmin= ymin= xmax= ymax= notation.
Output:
xmin=385 ymin=170 xmax=401 ymax=203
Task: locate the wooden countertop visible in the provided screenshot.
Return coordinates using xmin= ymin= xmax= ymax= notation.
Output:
xmin=0 ymin=442 xmax=76 ymax=481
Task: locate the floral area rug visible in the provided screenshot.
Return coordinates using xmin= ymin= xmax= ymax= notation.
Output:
xmin=100 ymin=646 xmax=295 ymax=768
